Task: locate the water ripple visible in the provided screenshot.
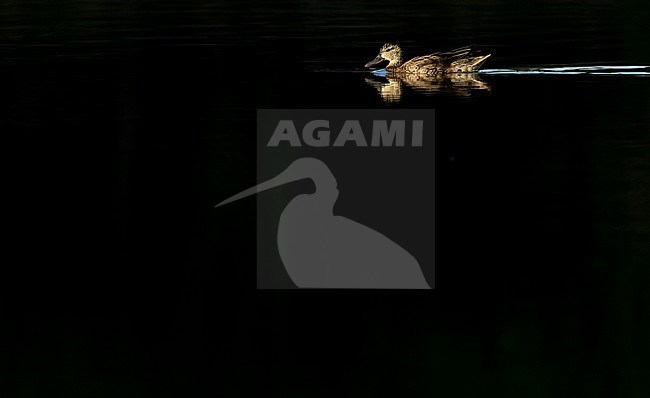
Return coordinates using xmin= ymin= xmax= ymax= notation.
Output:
xmin=480 ymin=65 xmax=650 ymax=75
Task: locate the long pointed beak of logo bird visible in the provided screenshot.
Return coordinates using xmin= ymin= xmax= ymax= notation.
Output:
xmin=216 ymin=171 xmax=296 ymax=207
xmin=365 ymin=54 xmax=385 ymax=68
xmin=215 ymin=159 xmax=332 ymax=207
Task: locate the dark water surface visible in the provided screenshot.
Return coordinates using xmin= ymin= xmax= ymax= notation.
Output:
xmin=2 ymin=0 xmax=650 ymax=396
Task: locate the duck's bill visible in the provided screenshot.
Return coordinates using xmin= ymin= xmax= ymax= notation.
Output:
xmin=364 ymin=55 xmax=385 ymax=68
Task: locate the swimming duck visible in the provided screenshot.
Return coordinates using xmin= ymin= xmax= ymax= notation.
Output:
xmin=365 ymin=43 xmax=491 ymax=76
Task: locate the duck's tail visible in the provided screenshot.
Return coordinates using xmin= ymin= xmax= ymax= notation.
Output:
xmin=469 ymin=54 xmax=491 ymax=71
xmin=448 ymin=53 xmax=492 ymax=72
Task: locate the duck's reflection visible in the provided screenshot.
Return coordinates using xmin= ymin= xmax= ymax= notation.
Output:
xmin=365 ymin=72 xmax=491 ymax=102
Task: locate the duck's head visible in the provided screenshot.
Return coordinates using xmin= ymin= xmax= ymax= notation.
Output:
xmin=365 ymin=43 xmax=403 ymax=68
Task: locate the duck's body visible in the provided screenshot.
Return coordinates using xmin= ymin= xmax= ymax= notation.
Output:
xmin=365 ymin=44 xmax=491 ymax=76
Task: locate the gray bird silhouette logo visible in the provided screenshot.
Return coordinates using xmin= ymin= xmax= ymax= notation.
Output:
xmin=217 ymin=158 xmax=430 ymax=289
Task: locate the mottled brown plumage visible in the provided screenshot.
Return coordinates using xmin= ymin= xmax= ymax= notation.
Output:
xmin=365 ymin=43 xmax=491 ymax=76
